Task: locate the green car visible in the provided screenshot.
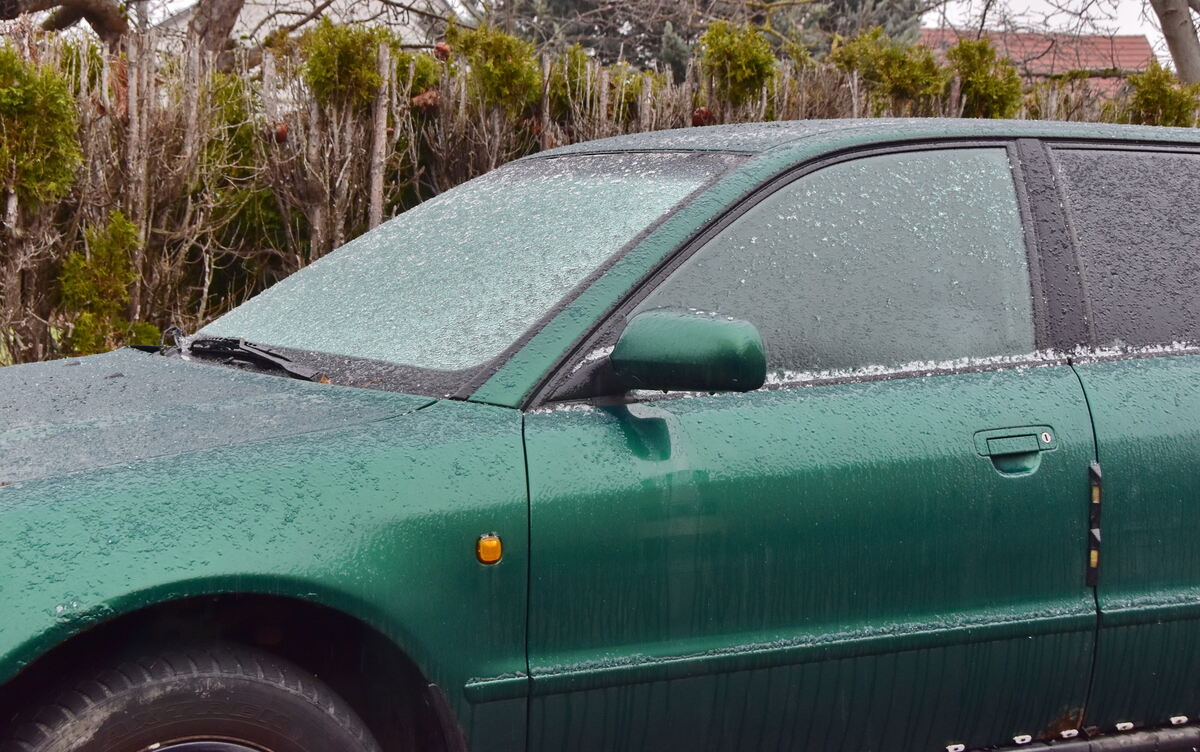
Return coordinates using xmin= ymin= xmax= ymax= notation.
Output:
xmin=3 ymin=119 xmax=1200 ymax=752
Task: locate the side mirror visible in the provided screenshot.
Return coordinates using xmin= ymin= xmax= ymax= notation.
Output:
xmin=610 ymin=309 xmax=766 ymax=393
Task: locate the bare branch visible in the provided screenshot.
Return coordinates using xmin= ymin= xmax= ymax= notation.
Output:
xmin=375 ymin=0 xmax=456 ymax=24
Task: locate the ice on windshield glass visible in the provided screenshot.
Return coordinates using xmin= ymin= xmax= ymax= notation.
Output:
xmin=202 ymin=152 xmax=729 ymax=371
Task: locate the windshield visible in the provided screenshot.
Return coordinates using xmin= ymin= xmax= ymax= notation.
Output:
xmin=201 ymin=152 xmax=733 ymax=388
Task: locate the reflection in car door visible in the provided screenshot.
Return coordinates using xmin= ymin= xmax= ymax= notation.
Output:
xmin=522 ymin=145 xmax=1099 ymax=752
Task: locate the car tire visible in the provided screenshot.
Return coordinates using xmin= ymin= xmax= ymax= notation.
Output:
xmin=0 ymin=642 xmax=383 ymax=752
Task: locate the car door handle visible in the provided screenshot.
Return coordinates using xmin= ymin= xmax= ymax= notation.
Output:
xmin=973 ymin=426 xmax=1056 ymax=476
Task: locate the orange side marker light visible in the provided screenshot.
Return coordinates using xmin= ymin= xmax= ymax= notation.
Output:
xmin=477 ymin=533 xmax=503 ymax=565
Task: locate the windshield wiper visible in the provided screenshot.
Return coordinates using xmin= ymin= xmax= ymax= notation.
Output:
xmin=185 ymin=336 xmax=327 ymax=383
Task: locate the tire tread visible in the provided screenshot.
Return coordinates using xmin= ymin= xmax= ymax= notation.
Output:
xmin=0 ymin=642 xmax=381 ymax=752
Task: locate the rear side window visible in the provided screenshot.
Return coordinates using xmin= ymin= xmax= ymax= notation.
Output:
xmin=633 ymin=148 xmax=1036 ymax=380
xmin=1054 ymin=148 xmax=1200 ymax=348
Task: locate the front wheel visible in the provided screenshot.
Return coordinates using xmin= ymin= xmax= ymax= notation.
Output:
xmin=0 ymin=642 xmax=382 ymax=752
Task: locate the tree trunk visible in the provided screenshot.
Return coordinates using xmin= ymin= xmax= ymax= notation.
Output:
xmin=3 ymin=187 xmax=16 ymax=236
xmin=124 ymin=33 xmax=147 ymax=320
xmin=540 ymin=54 xmax=552 ymax=151
xmin=187 ymin=0 xmax=245 ymax=53
xmin=368 ymin=43 xmax=391 ymax=230
xmin=1150 ymin=0 xmax=1200 ymax=84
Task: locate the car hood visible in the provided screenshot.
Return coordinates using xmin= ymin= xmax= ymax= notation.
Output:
xmin=0 ymin=348 xmax=434 ymax=485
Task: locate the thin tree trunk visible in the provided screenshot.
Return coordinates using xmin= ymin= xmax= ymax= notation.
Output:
xmin=262 ymin=49 xmax=278 ymax=124
xmin=639 ymin=71 xmax=653 ymax=132
xmin=331 ymin=106 xmax=352 ymax=249
xmin=3 ymin=187 xmax=16 ymax=235
xmin=306 ymin=97 xmax=327 ymax=259
xmin=181 ymin=39 xmax=202 ymax=164
xmin=368 ymin=42 xmax=390 ymax=230
xmin=1 ymin=183 xmax=26 ymax=363
xmin=540 ymin=54 xmax=552 ymax=151
xmin=197 ymin=246 xmax=214 ymax=322
xmin=124 ymin=32 xmax=142 ymax=320
xmin=125 ymin=32 xmax=153 ymax=320
xmin=597 ymin=65 xmax=610 ymax=137
xmin=1151 ymin=0 xmax=1200 ymax=83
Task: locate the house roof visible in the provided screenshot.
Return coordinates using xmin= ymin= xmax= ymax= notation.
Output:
xmin=920 ymin=27 xmax=1156 ymax=77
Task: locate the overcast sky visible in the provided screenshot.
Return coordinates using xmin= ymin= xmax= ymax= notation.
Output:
xmin=924 ymin=1 xmax=1168 ymax=58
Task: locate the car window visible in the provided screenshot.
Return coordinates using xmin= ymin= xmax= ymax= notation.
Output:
xmin=201 ymin=152 xmax=735 ymax=374
xmin=1053 ymin=148 xmax=1200 ymax=349
xmin=632 ymin=148 xmax=1036 ymax=382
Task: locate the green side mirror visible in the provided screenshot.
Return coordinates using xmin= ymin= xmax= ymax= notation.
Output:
xmin=610 ymin=309 xmax=767 ymax=393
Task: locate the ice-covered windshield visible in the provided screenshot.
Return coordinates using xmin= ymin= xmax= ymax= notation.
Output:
xmin=202 ymin=152 xmax=732 ymax=375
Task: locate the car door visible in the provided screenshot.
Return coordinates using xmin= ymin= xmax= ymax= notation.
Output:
xmin=523 ymin=144 xmax=1099 ymax=751
xmin=1045 ymin=144 xmax=1200 ymax=731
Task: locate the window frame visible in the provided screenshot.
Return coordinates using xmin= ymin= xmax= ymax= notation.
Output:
xmin=1041 ymin=139 xmax=1200 ymax=365
xmin=532 ymin=138 xmax=1061 ymax=408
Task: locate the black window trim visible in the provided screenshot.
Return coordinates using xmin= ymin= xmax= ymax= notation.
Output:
xmin=529 ymin=137 xmax=1059 ymax=409
xmin=1015 ymin=138 xmax=1093 ymax=351
xmin=1040 ymin=138 xmax=1200 ymax=364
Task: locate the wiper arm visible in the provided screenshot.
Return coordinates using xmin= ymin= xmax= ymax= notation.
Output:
xmin=186 ymin=336 xmax=327 ymax=383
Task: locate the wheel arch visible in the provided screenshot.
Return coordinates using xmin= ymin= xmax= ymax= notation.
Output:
xmin=0 ymin=591 xmax=465 ymax=752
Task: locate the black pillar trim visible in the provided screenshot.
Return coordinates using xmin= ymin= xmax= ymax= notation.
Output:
xmin=1013 ymin=139 xmax=1093 ymax=352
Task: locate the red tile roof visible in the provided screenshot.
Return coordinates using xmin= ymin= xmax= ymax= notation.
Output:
xmin=920 ymin=27 xmax=1156 ymax=77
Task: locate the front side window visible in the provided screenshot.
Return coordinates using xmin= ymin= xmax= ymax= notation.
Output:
xmin=1053 ymin=148 xmax=1200 ymax=349
xmin=202 ymin=152 xmax=735 ymax=379
xmin=633 ymin=148 xmax=1036 ymax=381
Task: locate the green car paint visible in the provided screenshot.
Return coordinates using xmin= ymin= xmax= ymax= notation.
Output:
xmin=3 ymin=119 xmax=1200 ymax=751
xmin=524 ymin=365 xmax=1097 ymax=750
xmin=0 ymin=350 xmax=529 ymax=750
xmin=1073 ymin=354 xmax=1200 ymax=730
xmin=609 ymin=309 xmax=767 ymax=392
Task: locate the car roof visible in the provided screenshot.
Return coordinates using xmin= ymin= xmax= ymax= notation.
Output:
xmin=535 ymin=118 xmax=1200 ymax=157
